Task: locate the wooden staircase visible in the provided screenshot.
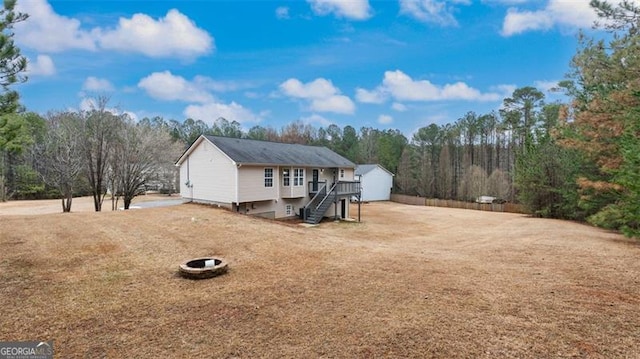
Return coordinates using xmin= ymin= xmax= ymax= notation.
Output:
xmin=302 ymin=183 xmax=337 ymax=224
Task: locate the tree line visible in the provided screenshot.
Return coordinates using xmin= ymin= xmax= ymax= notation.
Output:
xmin=0 ymin=1 xmax=637 ymax=236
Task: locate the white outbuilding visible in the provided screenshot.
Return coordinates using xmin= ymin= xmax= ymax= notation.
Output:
xmin=355 ymin=164 xmax=394 ymax=202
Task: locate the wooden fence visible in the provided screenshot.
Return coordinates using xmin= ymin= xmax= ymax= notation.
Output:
xmin=390 ymin=194 xmax=526 ymax=214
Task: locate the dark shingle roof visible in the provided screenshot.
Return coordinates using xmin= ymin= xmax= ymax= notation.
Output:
xmin=205 ymin=135 xmax=355 ymax=168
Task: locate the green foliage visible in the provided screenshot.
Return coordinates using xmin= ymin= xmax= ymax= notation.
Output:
xmin=515 ymin=140 xmax=583 ymax=219
xmin=12 ymin=164 xmax=45 ymax=199
xmin=610 ymin=110 xmax=640 ymax=236
xmin=0 ymin=0 xmax=27 ymax=115
xmin=0 ymin=113 xmax=29 ymax=153
xmin=587 ymin=204 xmax=626 ymax=230
xmin=558 ymin=0 xmax=640 ymax=237
xmin=375 ymin=129 xmax=406 ymax=175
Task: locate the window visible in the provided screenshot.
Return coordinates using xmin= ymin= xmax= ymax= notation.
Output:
xmin=340 ymin=169 xmax=345 ymax=179
xmin=282 ymin=168 xmax=290 ymax=186
xmin=264 ymin=168 xmax=273 ymax=187
xmin=294 ymin=168 xmax=304 ymax=186
xmin=285 ymin=204 xmax=293 ymax=216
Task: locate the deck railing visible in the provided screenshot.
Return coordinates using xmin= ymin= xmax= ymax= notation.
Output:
xmin=308 ymin=180 xmax=360 ymax=197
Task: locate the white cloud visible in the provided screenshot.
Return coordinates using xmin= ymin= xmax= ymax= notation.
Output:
xmin=392 ymin=102 xmax=408 ymax=112
xmin=307 ymin=0 xmax=372 ymax=20
xmin=191 ymin=76 xmax=254 ymax=93
xmin=15 ymin=0 xmax=96 ymax=52
xmin=26 ymin=55 xmax=56 ymax=76
xmin=184 ymin=101 xmax=261 ymax=124
xmin=360 ymin=70 xmax=504 ymax=103
xmin=82 ymin=76 xmax=114 ymax=92
xmin=300 ymin=113 xmax=333 ymax=127
xmin=98 ymin=9 xmax=213 ymax=59
xmin=15 ymin=1 xmax=213 ymax=59
xmin=276 ymin=6 xmax=290 ymax=19
xmin=501 ymin=0 xmax=598 ymax=36
xmin=399 ymin=0 xmax=471 ymax=26
xmin=546 ymin=0 xmax=598 ymax=28
xmin=378 ymin=114 xmax=393 ymax=125
xmin=501 ymin=8 xmax=553 ymax=35
xmin=280 ymin=78 xmax=336 ymax=98
xmin=491 ymin=84 xmax=517 ymax=96
xmin=138 ymin=71 xmax=215 ymax=104
xmin=534 ymin=80 xmax=565 ymax=97
xmin=311 ymin=96 xmax=355 ymax=114
xmin=534 ymin=80 xmax=559 ymax=92
xmin=441 ymin=82 xmax=500 ymax=101
xmin=355 ymin=87 xmax=386 ymax=104
xmin=280 ymin=78 xmax=356 ymax=114
xmin=482 ymin=0 xmax=528 ymax=4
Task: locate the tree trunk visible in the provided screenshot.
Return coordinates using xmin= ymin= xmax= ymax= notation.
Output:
xmin=61 ymin=195 xmax=72 ymax=212
xmin=123 ymin=195 xmax=132 ymax=210
xmin=0 ymin=151 xmax=5 ymax=202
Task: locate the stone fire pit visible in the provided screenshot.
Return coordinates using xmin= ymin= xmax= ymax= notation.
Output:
xmin=179 ymin=257 xmax=228 ymax=279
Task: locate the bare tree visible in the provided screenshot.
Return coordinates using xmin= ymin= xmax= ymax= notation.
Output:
xmin=458 ymin=165 xmax=488 ymax=202
xmin=81 ymin=97 xmax=123 ymax=211
xmin=112 ymin=119 xmax=182 ymax=209
xmin=487 ymin=169 xmax=512 ymax=201
xmin=35 ymin=112 xmax=84 ymax=212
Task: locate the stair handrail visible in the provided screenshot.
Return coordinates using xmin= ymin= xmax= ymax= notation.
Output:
xmin=304 ymin=182 xmax=327 ymax=211
xmin=314 ymin=182 xmax=338 ymax=210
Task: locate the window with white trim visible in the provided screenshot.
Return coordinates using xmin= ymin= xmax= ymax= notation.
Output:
xmin=285 ymin=204 xmax=293 ymax=216
xmin=340 ymin=169 xmax=345 ymax=178
xmin=282 ymin=168 xmax=290 ymax=187
xmin=264 ymin=168 xmax=273 ymax=187
xmin=293 ymin=168 xmax=304 ymax=186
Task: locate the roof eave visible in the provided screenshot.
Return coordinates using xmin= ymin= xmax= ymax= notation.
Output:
xmin=175 ymin=135 xmax=207 ymax=166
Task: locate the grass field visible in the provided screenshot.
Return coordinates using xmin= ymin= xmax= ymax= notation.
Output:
xmin=1 ymin=198 xmax=638 ymax=358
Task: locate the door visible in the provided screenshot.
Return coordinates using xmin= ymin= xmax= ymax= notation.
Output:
xmin=340 ymin=199 xmax=346 ymax=219
xmin=312 ymin=169 xmax=319 ymax=192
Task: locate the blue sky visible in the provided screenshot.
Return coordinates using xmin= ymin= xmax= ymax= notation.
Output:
xmin=14 ymin=0 xmax=604 ymax=136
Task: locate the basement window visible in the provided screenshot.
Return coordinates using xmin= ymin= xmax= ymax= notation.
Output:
xmin=285 ymin=204 xmax=293 ymax=216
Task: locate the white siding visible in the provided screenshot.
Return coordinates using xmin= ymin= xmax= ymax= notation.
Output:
xmin=237 ymin=166 xmax=278 ymax=202
xmin=340 ymin=167 xmax=355 ymax=181
xmin=279 ymin=167 xmax=306 ymax=198
xmin=179 ymin=140 xmax=237 ymax=204
xmin=179 ymin=161 xmax=191 ymax=198
xmin=360 ymin=166 xmax=393 ymax=201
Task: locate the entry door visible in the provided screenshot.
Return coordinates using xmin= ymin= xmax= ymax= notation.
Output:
xmin=312 ymin=169 xmax=319 ymax=192
xmin=340 ymin=199 xmax=346 ymax=219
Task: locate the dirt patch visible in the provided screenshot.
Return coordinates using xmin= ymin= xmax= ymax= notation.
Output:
xmin=0 ymin=200 xmax=638 ymax=358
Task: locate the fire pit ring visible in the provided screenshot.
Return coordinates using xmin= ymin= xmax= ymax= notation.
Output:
xmin=179 ymin=257 xmax=228 ymax=279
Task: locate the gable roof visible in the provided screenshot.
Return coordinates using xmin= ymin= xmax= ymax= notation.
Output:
xmin=355 ymin=164 xmax=395 ymax=177
xmin=176 ymin=135 xmax=355 ymax=168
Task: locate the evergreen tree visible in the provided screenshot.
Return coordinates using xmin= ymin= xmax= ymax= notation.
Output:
xmin=0 ymin=0 xmax=28 ymax=201
xmin=558 ymin=0 xmax=640 ymax=236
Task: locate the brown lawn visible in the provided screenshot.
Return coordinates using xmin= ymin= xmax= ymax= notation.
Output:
xmin=0 ymin=199 xmax=638 ymax=358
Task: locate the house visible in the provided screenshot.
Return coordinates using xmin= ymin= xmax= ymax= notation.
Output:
xmin=175 ymin=135 xmax=361 ymax=224
xmin=354 ymin=164 xmax=394 ymax=201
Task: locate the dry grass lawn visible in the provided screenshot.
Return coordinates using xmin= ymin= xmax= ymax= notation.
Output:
xmin=0 ymin=198 xmax=639 ymax=358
